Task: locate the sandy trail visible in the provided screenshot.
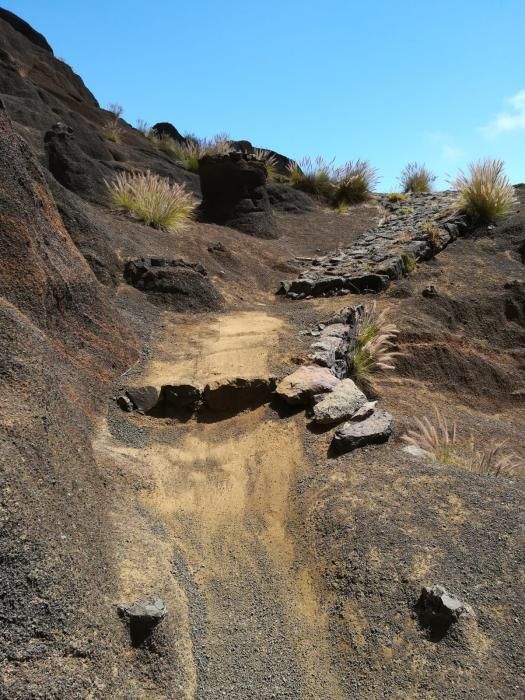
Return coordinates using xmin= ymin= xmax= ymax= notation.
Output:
xmin=96 ymin=309 xmax=345 ymax=699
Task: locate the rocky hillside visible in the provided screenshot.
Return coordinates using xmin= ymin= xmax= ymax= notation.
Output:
xmin=0 ymin=8 xmax=524 ymax=700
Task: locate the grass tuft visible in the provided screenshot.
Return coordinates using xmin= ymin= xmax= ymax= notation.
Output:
xmin=106 ymin=170 xmax=195 ymax=232
xmin=253 ymin=148 xmax=279 ymax=181
xmin=387 ymin=192 xmax=409 ymax=203
xmin=451 ymin=158 xmax=515 ymax=223
xmin=402 ymin=407 xmax=457 ymax=464
xmin=348 ymin=303 xmax=401 ymax=387
xmin=399 ymin=162 xmax=436 ymax=193
xmin=333 ymin=160 xmax=379 ymax=205
xmin=287 ymin=156 xmax=336 ymax=198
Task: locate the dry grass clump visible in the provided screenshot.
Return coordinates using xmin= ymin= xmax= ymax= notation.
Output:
xmin=399 ymin=162 xmax=436 ymax=193
xmin=106 ymin=170 xmax=195 ymax=232
xmin=103 ymin=103 xmax=124 ymax=143
xmin=287 ymin=156 xmax=336 ymax=198
xmin=402 ymin=409 xmax=525 ymax=479
xmin=253 ymin=148 xmax=279 ymax=181
xmin=421 ymin=221 xmax=442 ymax=250
xmin=387 ymin=192 xmax=409 ymax=203
xmin=402 ymin=407 xmax=457 ymax=464
xmin=349 ymin=303 xmax=401 ymax=386
xmin=333 ymin=160 xmax=379 ymax=205
xmin=151 ymin=133 xmax=231 ymax=172
xmin=451 ymin=158 xmax=515 ymax=223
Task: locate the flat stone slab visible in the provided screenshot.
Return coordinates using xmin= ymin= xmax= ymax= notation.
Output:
xmin=313 ymin=379 xmax=368 ymax=425
xmin=275 ymin=365 xmax=339 ymax=406
xmin=332 ymin=408 xmax=393 ymax=453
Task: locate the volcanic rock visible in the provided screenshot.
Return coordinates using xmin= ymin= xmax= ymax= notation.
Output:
xmin=312 ymin=379 xmax=368 ymax=425
xmin=332 ymin=409 xmax=393 ymax=452
xmin=151 ymin=121 xmax=185 ymax=143
xmin=125 ymin=385 xmax=159 ymax=414
xmin=199 ymin=153 xmax=277 ymax=239
xmin=203 ymin=377 xmax=277 ymax=415
xmin=275 ymin=366 xmax=339 ymax=406
xmin=118 ymin=596 xmax=167 ymax=646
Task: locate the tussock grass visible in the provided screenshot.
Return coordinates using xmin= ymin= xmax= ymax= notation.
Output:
xmin=349 ymin=303 xmax=401 ymax=386
xmin=402 ymin=407 xmax=457 ymax=464
xmin=451 ymin=158 xmax=515 ymax=223
xmin=401 ymin=252 xmax=417 ymax=273
xmin=403 ymin=410 xmax=525 ymax=478
xmin=153 ymin=133 xmax=231 ymax=172
xmin=387 ymin=192 xmax=409 ymax=203
xmin=103 ymin=103 xmax=124 ymax=143
xmin=253 ymin=148 xmax=279 ymax=181
xmin=106 ymin=170 xmax=195 ymax=232
xmin=287 ymin=156 xmax=335 ymax=198
xmin=421 ymin=221 xmax=442 ymax=250
xmin=399 ymin=162 xmax=436 ymax=193
xmin=333 ymin=160 xmax=379 ymax=205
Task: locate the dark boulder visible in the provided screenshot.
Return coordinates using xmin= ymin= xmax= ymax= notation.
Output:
xmin=44 ymin=122 xmax=107 ymax=203
xmin=151 ymin=122 xmax=185 ymax=144
xmin=0 ymin=8 xmax=53 ymax=53
xmin=123 ymin=256 xmax=224 ymax=312
xmin=203 ymin=377 xmax=277 ymax=417
xmin=118 ymin=596 xmax=167 ymax=646
xmin=267 ymin=182 xmax=315 ymax=213
xmin=198 ymin=153 xmax=277 ymax=239
xmin=157 ymin=383 xmax=202 ymax=417
xmin=415 ymin=585 xmax=475 ymax=642
xmin=125 ymin=385 xmax=160 ymax=414
xmin=332 ymin=409 xmax=393 ymax=453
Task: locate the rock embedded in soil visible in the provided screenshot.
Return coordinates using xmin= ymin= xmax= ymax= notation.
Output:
xmin=203 ymin=377 xmax=277 ymax=415
xmin=312 ymin=379 xmax=368 ymax=425
xmin=415 ymin=585 xmax=475 ymax=642
xmin=275 ymin=365 xmax=339 ymax=406
xmin=332 ymin=408 xmax=393 ymax=453
xmin=118 ymin=596 xmax=167 ymax=646
xmin=158 ymin=384 xmax=202 ymax=416
xmin=125 ymin=385 xmax=159 ymax=414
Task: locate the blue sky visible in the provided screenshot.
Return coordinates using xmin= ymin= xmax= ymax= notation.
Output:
xmin=5 ymin=0 xmax=525 ymax=189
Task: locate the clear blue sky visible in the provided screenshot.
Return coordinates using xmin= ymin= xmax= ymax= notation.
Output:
xmin=4 ymin=0 xmax=525 ymax=189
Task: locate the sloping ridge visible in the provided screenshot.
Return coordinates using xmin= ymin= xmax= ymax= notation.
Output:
xmin=0 ymin=103 xmax=139 ymax=697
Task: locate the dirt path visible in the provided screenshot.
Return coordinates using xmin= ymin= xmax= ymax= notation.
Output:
xmin=96 ymin=309 xmax=345 ymax=699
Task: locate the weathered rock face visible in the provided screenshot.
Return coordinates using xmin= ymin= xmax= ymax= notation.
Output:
xmin=44 ymin=122 xmax=107 ymax=203
xmin=312 ymin=379 xmax=368 ymax=425
xmin=203 ymin=377 xmax=277 ymax=416
xmin=199 ymin=153 xmax=277 ymax=239
xmin=332 ymin=409 xmax=393 ymax=452
xmin=275 ymin=365 xmax=339 ymax=406
xmin=0 ymin=8 xmax=53 ymax=53
xmin=123 ymin=256 xmax=224 ymax=312
xmin=267 ymin=182 xmax=315 ymax=213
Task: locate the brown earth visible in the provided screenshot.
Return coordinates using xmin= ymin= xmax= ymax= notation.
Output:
xmin=0 ymin=9 xmax=524 ymax=700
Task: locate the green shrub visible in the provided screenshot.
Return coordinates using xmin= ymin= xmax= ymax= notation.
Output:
xmin=106 ymin=170 xmax=195 ymax=232
xmin=451 ymin=158 xmax=515 ymax=223
xmin=399 ymin=162 xmax=436 ymax=193
xmin=333 ymin=160 xmax=379 ymax=205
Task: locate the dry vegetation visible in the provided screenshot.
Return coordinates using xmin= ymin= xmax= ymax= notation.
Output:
xmin=106 ymin=170 xmax=195 ymax=232
xmin=451 ymin=158 xmax=516 ymax=222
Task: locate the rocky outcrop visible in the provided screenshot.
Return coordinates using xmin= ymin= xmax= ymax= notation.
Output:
xmin=0 ymin=8 xmax=53 ymax=53
xmin=123 ymin=256 xmax=224 ymax=312
xmin=199 ymin=153 xmax=277 ymax=239
xmin=279 ymin=192 xmax=468 ymax=298
xmin=152 ymin=121 xmax=185 ymax=143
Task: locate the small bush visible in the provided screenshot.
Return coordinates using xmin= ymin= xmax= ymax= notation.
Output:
xmin=399 ymin=162 xmax=436 ymax=193
xmin=333 ymin=160 xmax=379 ymax=205
xmin=349 ymin=303 xmax=401 ymax=386
xmin=468 ymin=441 xmax=524 ymax=478
xmin=106 ymin=170 xmax=195 ymax=232
xmin=387 ymin=192 xmax=408 ymax=203
xmin=451 ymin=158 xmax=515 ymax=223
xmin=287 ymin=156 xmax=336 ymax=199
xmin=397 ymin=206 xmax=415 ymax=216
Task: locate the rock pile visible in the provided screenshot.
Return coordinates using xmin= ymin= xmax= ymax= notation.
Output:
xmin=279 ymin=191 xmax=468 ymax=298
